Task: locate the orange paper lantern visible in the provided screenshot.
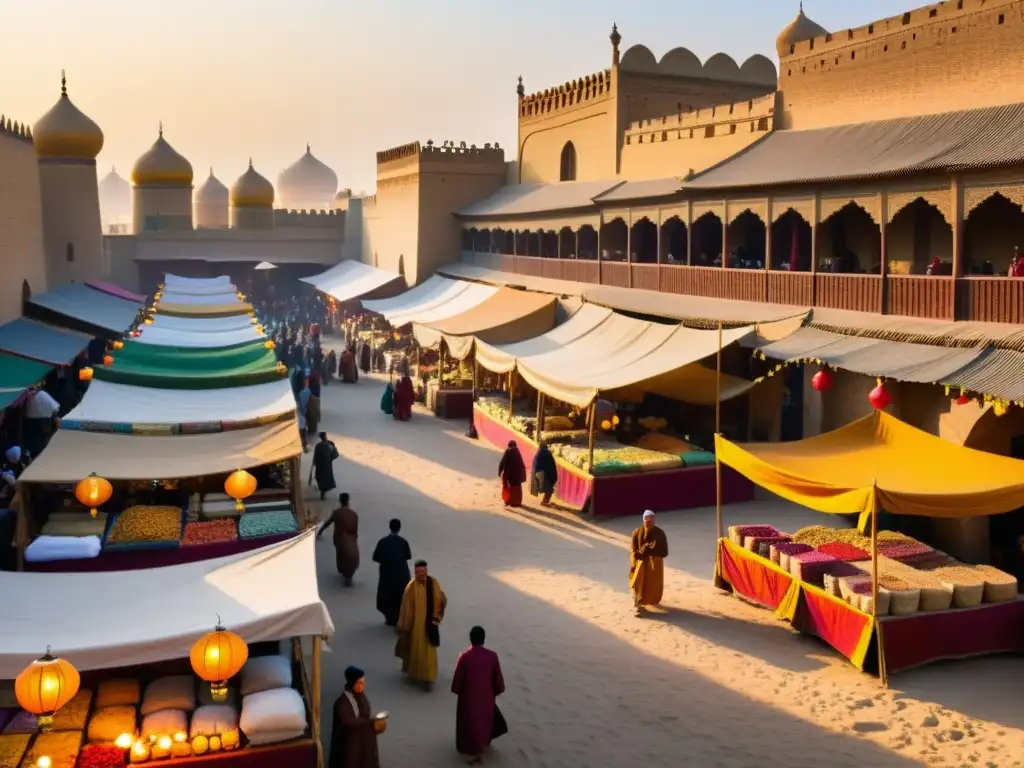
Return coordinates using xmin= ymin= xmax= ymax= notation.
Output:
xmin=78 ymin=367 xmax=93 ymax=382
xmin=224 ymin=469 xmax=257 ymax=511
xmin=112 ymin=340 xmax=124 ymax=350
xmin=264 ymin=340 xmax=275 ymax=350
xmin=15 ymin=649 xmax=80 ymax=731
xmin=190 ymin=621 xmax=249 ymax=702
xmin=103 ymin=355 xmax=114 ymax=366
xmin=75 ymin=473 xmax=113 ymax=518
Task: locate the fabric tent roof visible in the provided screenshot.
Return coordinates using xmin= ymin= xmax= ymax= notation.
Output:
xmin=362 ymin=276 xmax=499 ymax=326
xmin=86 ymin=281 xmax=147 ymax=303
xmin=715 ymin=411 xmax=1024 ymax=531
xmin=684 ymin=102 xmax=1024 ymax=190
xmin=0 ymin=353 xmax=52 ymax=410
xmin=150 ymin=314 xmax=255 ymax=332
xmin=757 ymin=327 xmax=986 ymax=383
xmin=164 ymin=274 xmax=233 ymax=289
xmin=300 ymin=260 xmax=403 ymax=303
xmin=254 ymin=262 xmax=276 ymax=270
xmin=413 ymin=287 xmax=557 ymax=359
xmin=0 ymin=318 xmax=89 ymax=365
xmin=28 ymin=284 xmax=141 ymax=334
xmin=155 ymin=301 xmax=251 ymax=318
xmin=159 ymin=290 xmax=242 ymax=306
xmin=64 ymin=379 xmax=296 ymax=427
xmin=18 ymin=419 xmax=301 ymax=483
xmin=0 ymin=532 xmax=333 ymax=677
xmin=504 ymin=307 xmax=754 ymax=407
xmin=160 ymin=282 xmax=239 ymax=296
xmin=95 ymin=341 xmax=280 ymax=390
xmin=135 ymin=324 xmax=263 ymax=348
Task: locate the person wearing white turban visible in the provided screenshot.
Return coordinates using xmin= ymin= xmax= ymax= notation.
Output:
xmin=630 ymin=510 xmax=668 ymax=616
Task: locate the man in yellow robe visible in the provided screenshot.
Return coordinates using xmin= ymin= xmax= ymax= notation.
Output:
xmin=630 ymin=510 xmax=668 ymax=617
xmin=396 ymin=559 xmax=447 ymax=691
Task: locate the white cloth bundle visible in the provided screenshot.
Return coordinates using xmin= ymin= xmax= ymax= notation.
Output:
xmin=25 ymin=535 xmax=102 ymax=562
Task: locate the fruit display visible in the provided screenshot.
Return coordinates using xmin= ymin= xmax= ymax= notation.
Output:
xmin=106 ymin=506 xmax=182 ymax=546
xmin=551 ymin=444 xmax=682 ymax=475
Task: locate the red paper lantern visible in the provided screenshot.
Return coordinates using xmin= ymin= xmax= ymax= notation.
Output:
xmin=956 ymin=393 xmax=971 ymax=405
xmin=811 ymin=368 xmax=833 ymax=393
xmin=868 ymin=382 xmax=891 ymax=410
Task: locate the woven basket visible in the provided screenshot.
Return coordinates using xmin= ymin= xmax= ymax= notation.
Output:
xmin=940 ymin=580 xmax=984 ymax=608
xmin=857 ymin=589 xmax=891 ymax=616
xmin=888 ymin=588 xmax=921 ymax=616
xmin=918 ymin=585 xmax=954 ymax=612
xmin=976 ymin=566 xmax=1019 ymax=603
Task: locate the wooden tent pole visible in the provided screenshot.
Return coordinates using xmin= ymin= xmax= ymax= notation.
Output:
xmin=312 ymin=636 xmax=323 ymax=768
xmin=870 ymin=479 xmax=889 ymax=687
xmin=508 ymin=371 xmax=516 ymax=423
xmin=15 ymin=483 xmax=30 ymax=571
xmin=587 ymin=401 xmax=597 ymax=472
xmin=537 ymin=392 xmax=546 ymax=443
xmin=439 ymin=344 xmax=447 ymax=391
xmin=714 ymin=321 xmax=724 ymax=540
xmin=289 ymin=456 xmax=306 ymax=528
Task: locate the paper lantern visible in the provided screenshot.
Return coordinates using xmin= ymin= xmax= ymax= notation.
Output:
xmin=868 ymin=381 xmax=891 ymax=410
xmin=956 ymin=393 xmax=971 ymax=405
xmin=264 ymin=340 xmax=275 ymax=350
xmin=131 ymin=330 xmax=141 ymax=337
xmin=811 ymin=368 xmax=833 ymax=393
xmin=75 ymin=473 xmax=113 ymax=518
xmin=143 ymin=318 xmax=153 ymax=325
xmin=115 ymin=733 xmax=134 ymax=749
xmin=15 ymin=649 xmax=80 ymax=731
xmin=112 ymin=340 xmax=124 ymax=350
xmin=78 ymin=367 xmax=93 ymax=382
xmin=600 ymin=419 xmax=612 ymax=430
xmin=994 ymin=400 xmax=1009 ymax=418
xmin=190 ymin=622 xmax=248 ymax=702
xmin=224 ymin=469 xmax=257 ymax=511
xmin=103 ymin=354 xmax=114 ymax=366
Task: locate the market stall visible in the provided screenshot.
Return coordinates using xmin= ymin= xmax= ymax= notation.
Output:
xmin=26 ymin=284 xmax=143 ymax=337
xmin=14 ymin=420 xmax=305 ymax=572
xmin=94 ymin=341 xmax=283 ymax=390
xmin=163 ymin=275 xmax=234 ymax=291
xmin=0 ymin=532 xmax=332 ymax=768
xmin=362 ymin=275 xmax=498 ymax=328
xmin=713 ymin=411 xmax=1024 ymax=679
xmin=300 ymin=259 xmax=404 ymax=304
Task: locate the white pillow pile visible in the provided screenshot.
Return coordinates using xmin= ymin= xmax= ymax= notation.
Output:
xmin=238 ymin=656 xmax=306 ymax=746
xmin=190 ymin=704 xmax=240 ymax=738
xmin=141 ymin=676 xmax=196 ymax=716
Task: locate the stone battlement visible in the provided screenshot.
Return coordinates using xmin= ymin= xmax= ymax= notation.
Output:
xmin=782 ymin=0 xmax=1014 ymax=62
xmin=624 ymin=93 xmax=775 ymax=138
xmin=273 ymin=208 xmax=345 ymax=228
xmin=377 ymin=140 xmax=505 ymax=166
xmin=518 ymin=69 xmax=614 ymax=122
xmin=0 ymin=115 xmax=33 ymax=143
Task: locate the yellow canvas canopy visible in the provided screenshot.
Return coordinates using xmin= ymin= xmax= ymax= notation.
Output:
xmin=715 ymin=411 xmax=1024 ymax=530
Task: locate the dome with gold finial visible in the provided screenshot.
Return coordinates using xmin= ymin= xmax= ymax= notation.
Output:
xmin=230 ymin=159 xmax=275 ymax=208
xmin=277 ymin=144 xmax=338 ymax=208
xmin=32 ymin=71 xmax=104 ymax=159
xmin=195 ymin=167 xmax=229 ymax=205
xmin=131 ymin=124 xmax=194 ymax=186
xmin=776 ymin=3 xmax=828 ymax=57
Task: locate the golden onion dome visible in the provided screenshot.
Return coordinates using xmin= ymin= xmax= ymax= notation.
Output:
xmin=195 ymin=167 xmax=229 ymax=204
xmin=776 ymin=3 xmax=828 ymax=56
xmin=131 ymin=124 xmax=194 ymax=186
xmin=277 ymin=144 xmax=338 ymax=205
xmin=230 ymin=159 xmax=275 ymax=208
xmin=32 ymin=71 xmax=104 ymax=159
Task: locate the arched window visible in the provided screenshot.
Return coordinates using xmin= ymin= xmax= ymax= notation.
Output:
xmin=559 ymin=142 xmax=577 ymax=182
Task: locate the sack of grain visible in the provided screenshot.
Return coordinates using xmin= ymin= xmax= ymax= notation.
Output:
xmin=856 ymin=587 xmax=891 ymax=616
xmin=975 ymin=565 xmax=1019 ymax=603
xmin=917 ymin=584 xmax=954 ymax=612
xmin=729 ymin=525 xmax=779 ymax=546
xmin=887 ymin=587 xmax=921 ymax=616
xmin=935 ymin=566 xmax=986 ymax=609
xmin=789 ymin=551 xmax=839 ymax=587
xmin=772 ymin=542 xmax=812 ymax=568
xmin=745 ymin=534 xmax=791 ymax=557
xmin=839 ymin=574 xmax=871 ymax=600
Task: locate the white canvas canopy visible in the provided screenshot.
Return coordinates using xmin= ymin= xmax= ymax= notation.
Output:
xmin=164 ymin=274 xmax=233 ymax=290
xmin=478 ymin=304 xmax=756 ymax=407
xmin=149 ymin=314 xmax=256 ymax=333
xmin=301 ymin=260 xmax=403 ymax=303
xmin=159 ymin=291 xmax=244 ymax=306
xmin=0 ymin=532 xmax=333 ymax=677
xmin=254 ymin=262 xmax=276 ymax=271
xmin=135 ymin=325 xmax=263 ymax=347
xmin=64 ymin=379 xmax=296 ymax=426
xmin=364 ymin=276 xmax=499 ymax=327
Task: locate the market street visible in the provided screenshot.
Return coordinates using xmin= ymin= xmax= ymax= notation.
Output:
xmin=302 ymin=374 xmax=1024 ymax=768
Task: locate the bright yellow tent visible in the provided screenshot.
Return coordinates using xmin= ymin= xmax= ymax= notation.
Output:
xmin=715 ymin=411 xmax=1024 ymax=530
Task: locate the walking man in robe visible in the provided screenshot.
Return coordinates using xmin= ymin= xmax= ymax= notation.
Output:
xmin=317 ymin=492 xmax=360 ymax=586
xmin=396 ymin=560 xmax=447 ymax=691
xmin=372 ymin=518 xmax=412 ymax=627
xmin=630 ymin=509 xmax=668 ymax=616
xmin=451 ymin=626 xmax=507 ymax=765
xmin=327 ymin=666 xmax=384 ymax=768
xmin=310 ymin=432 xmax=338 ymax=500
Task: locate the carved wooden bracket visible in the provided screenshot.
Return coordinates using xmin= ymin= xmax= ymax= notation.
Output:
xmin=963 ymin=185 xmax=1024 ymax=217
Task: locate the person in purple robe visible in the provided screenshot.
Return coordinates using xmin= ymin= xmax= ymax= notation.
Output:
xmin=450 ymin=626 xmax=506 ymax=764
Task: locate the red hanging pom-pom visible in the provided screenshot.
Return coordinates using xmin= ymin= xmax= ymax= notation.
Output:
xmin=956 ymin=393 xmax=971 ymax=405
xmin=811 ymin=368 xmax=833 ymax=393
xmin=868 ymin=382 xmax=891 ymax=410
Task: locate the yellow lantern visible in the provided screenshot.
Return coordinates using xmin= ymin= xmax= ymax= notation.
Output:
xmin=103 ymin=354 xmax=114 ymax=366
xmin=256 ymin=325 xmax=265 ymax=334
xmin=612 ymin=415 xmax=620 ymax=426
xmin=224 ymin=469 xmax=257 ymax=511
xmin=115 ymin=733 xmax=134 ymax=749
xmin=275 ymin=362 xmax=287 ymax=377
xmin=144 ymin=318 xmax=153 ymax=325
xmin=264 ymin=340 xmax=275 ymax=350
xmin=190 ymin=620 xmax=249 ymax=702
xmin=112 ymin=340 xmax=124 ymax=350
xmin=15 ymin=648 xmax=80 ymax=731
xmin=600 ymin=419 xmax=612 ymax=430
xmin=250 ymin=317 xmax=258 ymax=325
xmin=75 ymin=473 xmax=113 ymax=518
xmin=78 ymin=367 xmax=94 ymax=382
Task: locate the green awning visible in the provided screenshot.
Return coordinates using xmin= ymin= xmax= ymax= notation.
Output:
xmin=0 ymin=353 xmax=53 ymax=409
xmin=94 ymin=340 xmax=281 ymax=390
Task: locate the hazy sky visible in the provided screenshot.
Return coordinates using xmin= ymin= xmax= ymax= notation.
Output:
xmin=2 ymin=0 xmax=913 ymax=193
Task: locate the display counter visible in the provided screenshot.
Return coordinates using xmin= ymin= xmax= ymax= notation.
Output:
xmin=474 ymin=406 xmax=753 ymax=517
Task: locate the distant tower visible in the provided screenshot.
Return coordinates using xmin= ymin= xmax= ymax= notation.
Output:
xmin=130 ymin=124 xmax=194 ymax=233
xmin=98 ymin=166 xmax=131 ymax=232
xmin=277 ymin=144 xmax=338 ymax=210
xmin=193 ymin=168 xmax=229 ymax=228
xmin=230 ymin=159 xmax=275 ymax=229
xmin=32 ymin=70 xmax=105 ymax=285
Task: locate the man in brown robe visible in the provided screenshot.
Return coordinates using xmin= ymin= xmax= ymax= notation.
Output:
xmin=328 ymin=666 xmax=384 ymax=768
xmin=317 ymin=492 xmax=360 ymax=587
xmin=630 ymin=509 xmax=668 ymax=616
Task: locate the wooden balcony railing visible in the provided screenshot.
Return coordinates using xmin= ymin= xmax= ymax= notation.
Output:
xmin=461 ymin=251 xmax=1024 ymax=323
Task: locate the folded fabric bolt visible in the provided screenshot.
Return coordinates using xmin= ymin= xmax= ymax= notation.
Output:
xmin=25 ymin=535 xmax=101 ymax=562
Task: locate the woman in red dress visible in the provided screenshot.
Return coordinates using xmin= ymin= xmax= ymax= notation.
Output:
xmin=497 ymin=440 xmax=526 ymax=508
xmin=393 ymin=375 xmax=414 ymax=421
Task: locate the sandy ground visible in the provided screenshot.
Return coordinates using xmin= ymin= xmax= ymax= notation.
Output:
xmin=301 ymin=372 xmax=1024 ymax=768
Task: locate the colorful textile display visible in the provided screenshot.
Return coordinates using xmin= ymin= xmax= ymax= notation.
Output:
xmin=238 ymin=510 xmax=299 ymax=540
